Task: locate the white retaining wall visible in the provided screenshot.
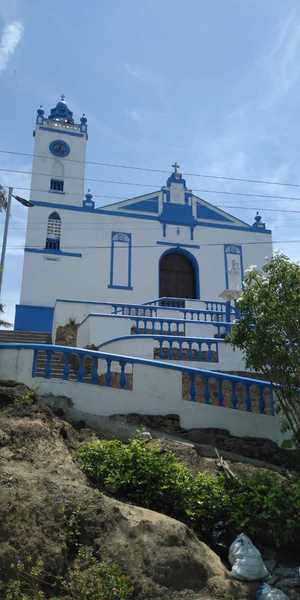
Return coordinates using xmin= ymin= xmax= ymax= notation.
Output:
xmin=0 ymin=347 xmax=283 ymax=443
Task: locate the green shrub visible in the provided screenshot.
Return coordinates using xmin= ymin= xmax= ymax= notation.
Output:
xmin=78 ymin=438 xmax=300 ymax=551
xmin=78 ymin=438 xmax=196 ymax=520
xmin=2 ymin=548 xmax=133 ymax=600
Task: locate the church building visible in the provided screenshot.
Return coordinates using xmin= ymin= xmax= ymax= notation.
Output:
xmin=15 ymin=98 xmax=272 ymax=333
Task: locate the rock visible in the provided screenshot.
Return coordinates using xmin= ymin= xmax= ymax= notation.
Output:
xmin=0 ymin=397 xmax=254 ymax=600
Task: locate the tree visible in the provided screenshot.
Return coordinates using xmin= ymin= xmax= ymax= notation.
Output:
xmin=0 ymin=304 xmax=10 ymax=328
xmin=230 ymin=254 xmax=300 ymax=443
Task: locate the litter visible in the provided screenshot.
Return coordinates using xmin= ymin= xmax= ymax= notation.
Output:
xmin=229 ymin=533 xmax=269 ymax=581
xmin=256 ymin=582 xmax=289 ymax=599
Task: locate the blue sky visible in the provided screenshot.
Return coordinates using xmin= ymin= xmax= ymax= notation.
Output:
xmin=1 ymin=0 xmax=300 ymax=323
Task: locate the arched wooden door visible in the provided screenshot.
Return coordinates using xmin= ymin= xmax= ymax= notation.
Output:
xmin=159 ymin=251 xmax=196 ymax=299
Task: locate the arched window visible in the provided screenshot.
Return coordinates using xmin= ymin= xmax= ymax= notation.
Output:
xmin=45 ymin=212 xmax=61 ymax=250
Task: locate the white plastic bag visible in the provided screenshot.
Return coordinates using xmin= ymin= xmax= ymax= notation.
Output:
xmin=229 ymin=533 xmax=269 ymax=581
xmin=256 ymin=583 xmax=289 ymax=600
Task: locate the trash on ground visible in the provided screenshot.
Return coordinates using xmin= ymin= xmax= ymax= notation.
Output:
xmin=228 ymin=533 xmax=269 ymax=581
xmin=256 ymin=582 xmax=289 ymax=599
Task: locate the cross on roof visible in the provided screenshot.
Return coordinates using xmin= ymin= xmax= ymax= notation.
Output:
xmin=172 ymin=162 xmax=180 ymax=174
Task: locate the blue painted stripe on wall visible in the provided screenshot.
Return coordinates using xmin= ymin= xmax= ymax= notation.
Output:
xmin=157 ymin=241 xmax=200 ymax=249
xmin=15 ymin=305 xmax=54 ymax=333
xmin=25 ymin=248 xmax=82 ymax=257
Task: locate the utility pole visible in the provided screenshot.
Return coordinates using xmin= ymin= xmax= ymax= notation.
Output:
xmin=0 ymin=187 xmax=13 ymax=298
xmin=0 ymin=187 xmax=34 ymax=298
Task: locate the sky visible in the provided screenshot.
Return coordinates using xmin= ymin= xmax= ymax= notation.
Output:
xmin=1 ymin=0 xmax=300 ymax=324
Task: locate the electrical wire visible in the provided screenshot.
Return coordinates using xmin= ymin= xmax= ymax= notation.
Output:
xmin=1 ymin=148 xmax=300 ymax=189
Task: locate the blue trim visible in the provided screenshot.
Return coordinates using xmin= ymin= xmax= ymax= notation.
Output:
xmin=40 ymin=127 xmax=84 ymax=138
xmin=78 ymin=311 xmax=230 ymax=328
xmin=14 ymin=305 xmax=54 ymax=333
xmin=0 ymin=341 xmax=274 ymax=389
xmin=120 ymin=197 xmax=159 ymax=213
xmin=109 ymin=232 xmax=132 ymax=290
xmin=158 ymin=247 xmax=200 ymax=299
xmin=159 ymin=202 xmax=197 ymax=226
xmin=25 ymin=248 xmax=82 ymax=258
xmin=98 ymin=333 xmax=225 ymax=349
xmin=30 ymin=200 xmax=272 ymax=233
xmin=157 ymin=241 xmax=200 ymax=249
xmin=197 ymin=202 xmax=233 ymax=223
xmin=224 ymin=244 xmax=244 ymax=289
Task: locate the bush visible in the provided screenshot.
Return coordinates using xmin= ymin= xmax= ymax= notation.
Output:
xmin=78 ymin=438 xmax=300 ymax=552
xmin=2 ymin=547 xmax=133 ymax=600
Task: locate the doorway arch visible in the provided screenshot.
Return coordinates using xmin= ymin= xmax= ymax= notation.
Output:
xmin=159 ymin=249 xmax=199 ymax=299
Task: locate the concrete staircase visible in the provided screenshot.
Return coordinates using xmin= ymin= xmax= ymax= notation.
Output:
xmin=0 ymin=330 xmax=51 ymax=344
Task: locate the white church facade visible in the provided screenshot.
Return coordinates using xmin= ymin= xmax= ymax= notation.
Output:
xmin=15 ymin=97 xmax=272 ymax=333
xmin=0 ymin=97 xmax=285 ymax=445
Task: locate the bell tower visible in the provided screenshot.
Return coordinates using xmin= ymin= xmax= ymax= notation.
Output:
xmin=30 ymin=95 xmax=88 ymax=206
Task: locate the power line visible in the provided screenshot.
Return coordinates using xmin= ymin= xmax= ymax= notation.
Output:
xmin=5 ymin=240 xmax=294 ymax=250
xmin=1 ymin=147 xmax=300 ymax=189
xmin=2 ymin=168 xmax=300 ymax=203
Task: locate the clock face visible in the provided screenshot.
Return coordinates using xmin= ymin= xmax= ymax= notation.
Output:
xmin=49 ymin=140 xmax=70 ymax=157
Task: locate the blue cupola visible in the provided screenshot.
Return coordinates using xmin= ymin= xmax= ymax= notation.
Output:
xmin=48 ymin=95 xmax=74 ymax=124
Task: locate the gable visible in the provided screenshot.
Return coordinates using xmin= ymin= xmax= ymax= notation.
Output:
xmin=194 ymin=197 xmax=252 ymax=229
xmin=196 ymin=202 xmax=234 ymax=223
xmin=119 ymin=196 xmax=159 ymax=213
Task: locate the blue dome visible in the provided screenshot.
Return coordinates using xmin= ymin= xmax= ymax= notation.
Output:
xmin=48 ymin=95 xmax=74 ymax=124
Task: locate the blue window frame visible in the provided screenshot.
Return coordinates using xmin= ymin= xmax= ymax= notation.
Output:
xmin=108 ymin=232 xmax=133 ymax=290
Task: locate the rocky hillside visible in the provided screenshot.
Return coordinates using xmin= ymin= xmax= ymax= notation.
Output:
xmin=0 ymin=380 xmax=298 ymax=599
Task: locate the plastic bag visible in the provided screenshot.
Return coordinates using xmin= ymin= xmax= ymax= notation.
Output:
xmin=256 ymin=583 xmax=289 ymax=600
xmin=229 ymin=533 xmax=269 ymax=581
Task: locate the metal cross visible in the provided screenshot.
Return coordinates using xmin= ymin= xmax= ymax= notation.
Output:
xmin=172 ymin=162 xmax=180 ymax=174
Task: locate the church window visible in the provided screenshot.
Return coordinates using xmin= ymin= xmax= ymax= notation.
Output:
xmin=50 ymin=178 xmax=64 ymax=192
xmin=45 ymin=212 xmax=61 ymax=250
xmin=108 ymin=232 xmax=132 ymax=289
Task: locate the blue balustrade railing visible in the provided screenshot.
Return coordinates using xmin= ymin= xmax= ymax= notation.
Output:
xmin=153 ymin=336 xmax=219 ymax=362
xmin=0 ymin=343 xmax=275 ymax=416
xmin=144 ymin=297 xmax=237 ymax=313
xmin=111 ymin=301 xmax=231 ymax=323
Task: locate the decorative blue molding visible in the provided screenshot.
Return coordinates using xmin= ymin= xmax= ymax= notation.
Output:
xmin=25 ymin=248 xmax=82 ymax=258
xmin=224 ymin=244 xmax=244 ymax=290
xmin=108 ymin=232 xmax=133 ymax=290
xmin=159 ymin=202 xmax=197 ymax=227
xmin=157 ymin=241 xmax=200 ymax=249
xmin=40 ymin=127 xmax=84 ymax=138
xmin=197 ymin=202 xmax=233 ymax=223
xmin=120 ymin=196 xmax=159 ymax=213
xmin=14 ymin=305 xmax=54 ymax=332
xmin=158 ymin=247 xmax=200 ymax=299
xmin=30 ymin=200 xmax=272 ymax=234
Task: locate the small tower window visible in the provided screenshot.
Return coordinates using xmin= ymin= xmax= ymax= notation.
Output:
xmin=46 ymin=212 xmax=61 ymax=250
xmin=50 ymin=178 xmax=64 ymax=192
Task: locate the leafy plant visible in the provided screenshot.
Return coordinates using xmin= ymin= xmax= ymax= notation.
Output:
xmin=78 ymin=437 xmax=300 ymax=552
xmin=2 ymin=548 xmax=133 ymax=600
xmin=229 ymin=254 xmax=300 ymax=444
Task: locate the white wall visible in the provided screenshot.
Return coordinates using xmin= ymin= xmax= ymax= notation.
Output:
xmin=0 ymin=347 xmax=282 ymax=443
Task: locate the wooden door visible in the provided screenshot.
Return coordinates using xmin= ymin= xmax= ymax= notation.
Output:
xmin=159 ymin=252 xmax=196 ymax=298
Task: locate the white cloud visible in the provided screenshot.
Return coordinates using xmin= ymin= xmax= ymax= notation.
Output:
xmin=0 ymin=21 xmax=24 ymax=74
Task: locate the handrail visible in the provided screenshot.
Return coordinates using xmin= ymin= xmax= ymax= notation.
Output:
xmin=0 ymin=343 xmax=275 ymax=416
xmin=0 ymin=342 xmax=271 ymax=385
xmin=97 ymin=334 xmax=226 ymax=349
xmin=78 ymin=311 xmax=233 ymax=329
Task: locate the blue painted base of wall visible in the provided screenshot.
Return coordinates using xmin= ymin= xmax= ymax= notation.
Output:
xmin=15 ymin=305 xmax=54 ymax=333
